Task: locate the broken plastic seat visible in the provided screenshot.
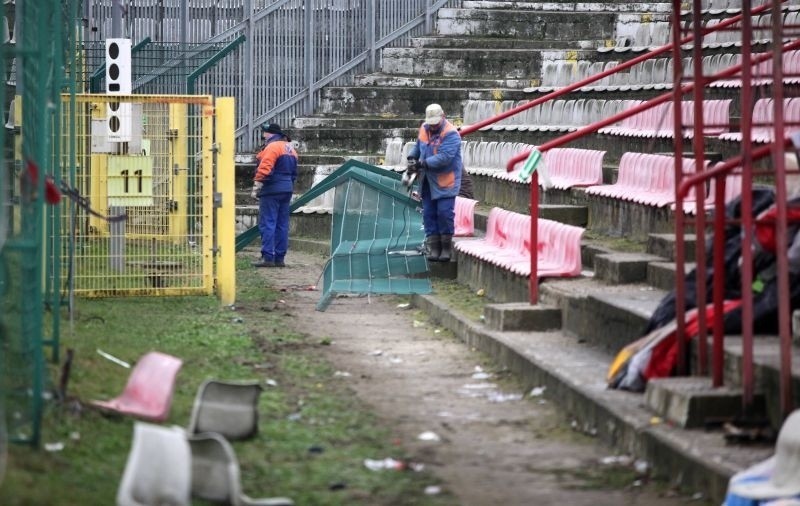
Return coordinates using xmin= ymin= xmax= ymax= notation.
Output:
xmin=188 ymin=379 xmax=263 ymax=441
xmin=189 ymin=432 xmax=294 ymax=506
xmin=116 ymin=422 xmax=191 ymax=506
xmin=91 ymin=351 xmax=183 ymax=422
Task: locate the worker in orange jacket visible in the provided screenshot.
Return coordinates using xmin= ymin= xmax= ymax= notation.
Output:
xmin=251 ymin=123 xmax=298 ymax=268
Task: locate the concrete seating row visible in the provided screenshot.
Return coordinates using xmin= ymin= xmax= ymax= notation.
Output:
xmin=462 ymin=140 xmax=532 ymax=174
xmin=455 ymin=208 xmax=584 ymax=278
xmin=464 ymin=98 xmax=618 ymax=132
xmin=596 ymin=12 xmax=790 ymax=53
xmin=526 ymin=48 xmax=800 ymax=95
xmin=585 ymin=152 xmax=705 ymax=208
xmin=598 ymin=99 xmax=732 ymax=139
xmin=719 ymin=97 xmax=800 ymax=143
xmin=462 ymin=141 xmax=605 ymax=190
xmin=674 ymin=171 xmax=743 ymax=215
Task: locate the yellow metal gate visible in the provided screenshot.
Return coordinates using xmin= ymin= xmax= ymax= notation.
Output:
xmin=54 ymin=94 xmax=235 ymax=300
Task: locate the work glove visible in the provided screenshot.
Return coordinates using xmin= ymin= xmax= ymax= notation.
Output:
xmin=406 ymin=157 xmax=419 ymax=173
xmin=251 ymin=181 xmax=263 ymax=199
xmin=417 ymin=158 xmax=427 ymax=170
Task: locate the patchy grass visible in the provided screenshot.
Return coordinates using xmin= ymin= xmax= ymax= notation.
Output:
xmin=583 ymin=230 xmax=647 ymax=253
xmin=0 ymin=256 xmax=456 ymax=506
xmin=429 ymin=279 xmax=487 ymax=322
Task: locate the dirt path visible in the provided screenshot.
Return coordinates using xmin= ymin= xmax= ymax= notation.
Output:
xmin=252 ymin=249 xmax=699 ymax=506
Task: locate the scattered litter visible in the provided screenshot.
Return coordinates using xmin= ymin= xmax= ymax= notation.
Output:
xmin=44 ymin=442 xmax=64 ymax=452
xmin=265 ymin=379 xmax=278 ymax=387
xmin=408 ymin=462 xmax=425 ymax=472
xmin=471 ymin=372 xmax=491 ymax=380
xmin=691 ymin=492 xmax=704 ymax=501
xmin=368 ymin=350 xmax=383 ymax=356
xmin=530 ymin=386 xmax=546 ymax=397
xmin=434 ymin=329 xmax=441 ymax=334
xmin=417 ymin=431 xmax=441 ymax=442
xmin=571 ymin=419 xmax=579 ymax=429
xmin=633 ymin=479 xmax=643 ymax=487
xmin=476 ymin=288 xmax=485 ymax=296
xmin=479 ymin=315 xmax=485 ymax=321
xmin=600 ymin=455 xmax=633 ymax=466
xmin=650 ymin=416 xmax=663 ymax=425
xmin=364 ymin=458 xmax=404 ymax=471
xmin=96 ymin=349 xmax=130 ymax=368
xmin=231 ymin=317 xmax=244 ymax=324
xmin=461 ymin=383 xmax=496 ymax=390
xmin=307 ymin=285 xmax=316 ymax=291
xmin=227 ymin=305 xmax=236 ymax=311
xmin=389 ymin=357 xmax=403 ymax=364
xmin=308 ymin=445 xmax=325 ymax=454
xmin=287 ymin=412 xmax=302 ymax=422
xmin=333 ymin=371 xmax=351 ymax=377
xmin=278 ymin=299 xmax=286 ymax=304
xmin=634 ymin=459 xmax=650 ymax=475
xmin=329 ymin=481 xmax=346 ymax=491
xmin=424 ymin=485 xmax=442 ymax=495
xmin=396 ymin=303 xmax=411 ymax=309
xmin=487 ymin=392 xmax=523 ymax=403
xmin=537 ymin=399 xmax=547 ymax=405
xmin=69 ymin=432 xmax=80 ymax=441
xmin=412 ymin=320 xmax=425 ymax=328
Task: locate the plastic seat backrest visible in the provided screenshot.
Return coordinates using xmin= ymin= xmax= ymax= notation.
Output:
xmin=188 ymin=379 xmax=263 ymax=440
xmin=117 ymin=422 xmax=191 ymax=506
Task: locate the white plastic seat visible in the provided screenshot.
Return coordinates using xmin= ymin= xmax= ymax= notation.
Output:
xmin=189 ymin=432 xmax=294 ymax=506
xmin=117 ymin=422 xmax=192 ymax=506
xmin=188 ymin=379 xmax=263 ymax=441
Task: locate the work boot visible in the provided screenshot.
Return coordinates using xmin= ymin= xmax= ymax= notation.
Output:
xmin=425 ymin=235 xmax=441 ymax=262
xmin=439 ymin=234 xmax=453 ymax=262
xmin=252 ymin=257 xmax=276 ymax=268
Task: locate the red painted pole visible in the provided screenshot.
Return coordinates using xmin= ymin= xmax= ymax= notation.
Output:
xmin=712 ymin=175 xmax=727 ymax=386
xmin=530 ymin=172 xmax=539 ymax=305
xmin=672 ymin=0 xmax=688 ymax=375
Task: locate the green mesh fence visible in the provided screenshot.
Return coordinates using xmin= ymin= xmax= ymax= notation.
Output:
xmin=290 ymin=161 xmax=431 ymax=311
xmin=0 ymin=0 xmax=79 ymax=446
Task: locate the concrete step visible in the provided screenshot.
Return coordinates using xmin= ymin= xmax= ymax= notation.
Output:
xmin=411 ymin=36 xmax=595 ymax=50
xmin=409 ymin=289 xmax=772 ymax=504
xmin=294 ymin=126 xmax=417 ymax=153
xmin=460 ymin=1 xmax=672 ymax=12
xmin=645 ymin=377 xmax=767 ymax=429
xmin=380 ymin=46 xmax=599 ymax=79
xmin=353 ymin=73 xmax=531 ymax=90
xmin=436 ymin=8 xmax=617 ymax=40
xmin=594 ymin=252 xmax=665 ymax=285
xmin=540 ymin=277 xmax=665 ymax=353
xmin=647 ymin=260 xmax=697 ymax=292
xmin=317 ymin=86 xmax=528 ymax=117
xmin=647 ymin=233 xmax=698 ymax=262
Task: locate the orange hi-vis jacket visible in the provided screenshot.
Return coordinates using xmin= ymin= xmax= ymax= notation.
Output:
xmin=254 ymin=136 xmax=298 ymax=196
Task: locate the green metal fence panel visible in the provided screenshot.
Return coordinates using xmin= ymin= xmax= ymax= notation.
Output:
xmin=0 ymin=0 xmax=80 ymax=446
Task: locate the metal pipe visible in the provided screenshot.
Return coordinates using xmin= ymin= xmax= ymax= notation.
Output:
xmin=691 ymin=0 xmax=709 ymax=375
xmin=672 ymin=0 xmax=688 ymax=375
xmin=529 ymin=172 xmax=539 ymax=305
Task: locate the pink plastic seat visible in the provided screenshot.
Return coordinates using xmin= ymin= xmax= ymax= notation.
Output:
xmin=92 ymin=351 xmax=183 ymax=422
xmin=455 ymin=208 xmax=584 ymax=279
xmin=544 ymin=148 xmax=605 ymax=189
xmin=454 ymin=196 xmax=478 ymax=237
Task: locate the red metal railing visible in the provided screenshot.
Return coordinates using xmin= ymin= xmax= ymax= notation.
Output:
xmin=458 ymin=2 xmax=786 ymax=305
xmin=456 ymin=0 xmax=797 ymax=417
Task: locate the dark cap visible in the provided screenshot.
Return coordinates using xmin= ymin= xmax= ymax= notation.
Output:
xmin=260 ymin=122 xmax=284 ymax=135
